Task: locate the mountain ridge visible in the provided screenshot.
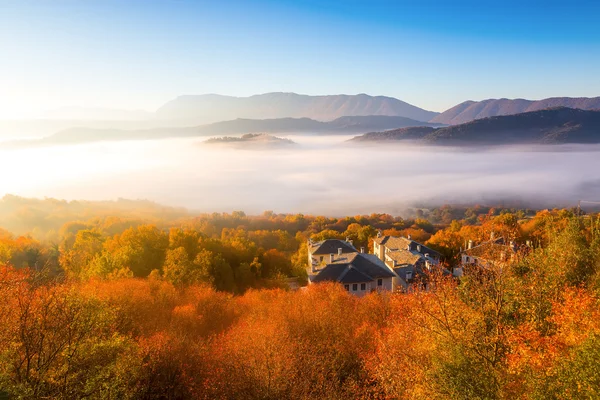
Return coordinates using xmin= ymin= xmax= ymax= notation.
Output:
xmin=432 ymin=97 xmax=600 ymax=125
xmin=155 ymin=92 xmax=439 ymax=124
xmin=351 ymin=107 xmax=600 ymax=145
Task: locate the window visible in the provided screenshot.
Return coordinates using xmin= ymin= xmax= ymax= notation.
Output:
xmin=377 ymin=279 xmax=383 ymax=286
xmin=352 ymin=284 xmax=358 ymax=291
xmin=344 ymin=284 xmax=349 ymax=291
xmin=320 ymin=256 xmax=323 ymax=262
xmin=360 ymin=283 xmax=366 ymax=290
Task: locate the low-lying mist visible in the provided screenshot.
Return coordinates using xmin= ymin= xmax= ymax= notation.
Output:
xmin=1 ymin=135 xmax=599 ymax=215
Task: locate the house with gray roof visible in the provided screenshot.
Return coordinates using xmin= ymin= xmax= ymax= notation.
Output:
xmin=307 ymin=239 xmax=397 ymax=296
xmin=373 ymin=234 xmax=440 ymax=269
xmin=373 ymin=234 xmax=443 ymax=291
xmin=455 ymin=236 xmax=526 ymax=277
xmin=307 ymin=238 xmax=358 ymax=269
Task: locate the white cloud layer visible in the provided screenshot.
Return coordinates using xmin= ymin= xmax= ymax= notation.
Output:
xmin=1 ymin=136 xmax=598 ymax=215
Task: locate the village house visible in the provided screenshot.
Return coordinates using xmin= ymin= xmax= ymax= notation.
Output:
xmin=372 ymin=234 xmax=444 ymax=291
xmin=307 ymin=238 xmax=397 ymax=296
xmin=373 ymin=234 xmax=441 ymax=268
xmin=455 ymin=235 xmax=529 ymax=277
xmin=307 ymin=237 xmax=357 ymax=267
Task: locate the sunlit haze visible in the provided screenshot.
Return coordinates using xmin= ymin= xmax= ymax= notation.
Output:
xmin=1 ymin=136 xmax=599 ymax=214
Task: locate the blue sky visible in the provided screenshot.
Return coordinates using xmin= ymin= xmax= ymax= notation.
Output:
xmin=1 ymin=0 xmax=599 ymax=117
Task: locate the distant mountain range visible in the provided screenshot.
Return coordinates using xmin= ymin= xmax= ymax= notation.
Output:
xmin=155 ymin=93 xmax=439 ymax=124
xmin=349 ymin=107 xmax=600 ymax=145
xmin=198 ymin=115 xmax=442 ymax=135
xmin=431 ymin=97 xmax=600 ymax=125
xmin=44 ymin=95 xmax=600 ymax=128
xmin=4 ymin=93 xmax=600 ymax=141
xmin=6 ymin=115 xmax=443 ymax=147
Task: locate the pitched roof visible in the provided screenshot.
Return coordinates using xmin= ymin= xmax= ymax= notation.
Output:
xmin=311 ymin=252 xmax=395 ymax=284
xmin=338 ymin=267 xmax=374 ymax=284
xmin=386 ymin=251 xmax=423 ymax=266
xmin=374 ymin=236 xmax=441 ymax=258
xmin=310 ymin=263 xmax=347 ymax=283
xmin=309 ymin=239 xmax=357 ymax=255
xmin=394 ymin=265 xmax=417 ymax=280
xmin=393 ymin=265 xmax=418 ymax=288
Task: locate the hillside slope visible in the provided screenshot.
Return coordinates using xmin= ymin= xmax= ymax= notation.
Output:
xmin=432 ymin=97 xmax=600 ymax=125
xmin=351 ymin=107 xmax=600 ymax=145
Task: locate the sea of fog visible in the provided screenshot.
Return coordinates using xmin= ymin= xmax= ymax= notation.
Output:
xmin=1 ymin=135 xmax=600 ymax=215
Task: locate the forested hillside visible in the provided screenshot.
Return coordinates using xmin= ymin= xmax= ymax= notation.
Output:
xmin=1 ymin=196 xmax=599 ymax=399
xmin=350 ymin=107 xmax=600 ymax=145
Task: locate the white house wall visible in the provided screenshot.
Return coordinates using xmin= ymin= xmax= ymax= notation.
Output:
xmin=343 ymin=277 xmax=394 ymax=297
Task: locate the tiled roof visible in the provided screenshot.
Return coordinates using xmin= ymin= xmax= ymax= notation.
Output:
xmin=338 ymin=267 xmax=374 ymax=284
xmin=393 ymin=265 xmax=417 ymax=288
xmin=309 ymin=239 xmax=357 ymax=255
xmin=386 ymin=251 xmax=423 ymax=266
xmin=310 ymin=263 xmax=347 ymax=283
xmin=311 ymin=252 xmax=395 ymax=284
xmin=374 ymin=236 xmax=441 ymax=258
xmin=394 ymin=265 xmax=418 ymax=282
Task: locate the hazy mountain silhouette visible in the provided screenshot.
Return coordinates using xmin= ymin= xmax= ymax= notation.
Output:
xmin=155 ymin=92 xmax=438 ymax=123
xmin=197 ymin=115 xmax=442 ymax=135
xmin=432 ymin=97 xmax=600 ymax=125
xmin=351 ymin=107 xmax=600 ymax=145
xmin=5 ymin=115 xmax=442 ymax=147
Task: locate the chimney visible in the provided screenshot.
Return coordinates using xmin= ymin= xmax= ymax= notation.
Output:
xmin=360 ymin=247 xmax=365 ymax=253
xmin=417 ymin=244 xmax=422 ymax=253
xmin=468 ymin=240 xmax=473 ymax=250
xmin=407 ymin=234 xmax=412 ymax=240
xmin=377 ymin=231 xmax=382 ymax=238
xmin=349 ymin=240 xmax=353 ymax=246
xmin=337 ymin=248 xmax=343 ymax=256
xmin=345 ymin=236 xmax=350 ymax=242
xmin=330 ymin=253 xmax=334 ymax=263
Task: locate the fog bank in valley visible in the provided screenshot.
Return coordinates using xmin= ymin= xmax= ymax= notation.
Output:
xmin=1 ymin=135 xmax=598 ymax=215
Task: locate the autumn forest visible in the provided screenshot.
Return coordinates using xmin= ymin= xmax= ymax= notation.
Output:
xmin=0 ymin=195 xmax=599 ymax=399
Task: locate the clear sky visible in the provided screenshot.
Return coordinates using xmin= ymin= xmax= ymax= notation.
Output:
xmin=1 ymin=0 xmax=599 ymax=118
